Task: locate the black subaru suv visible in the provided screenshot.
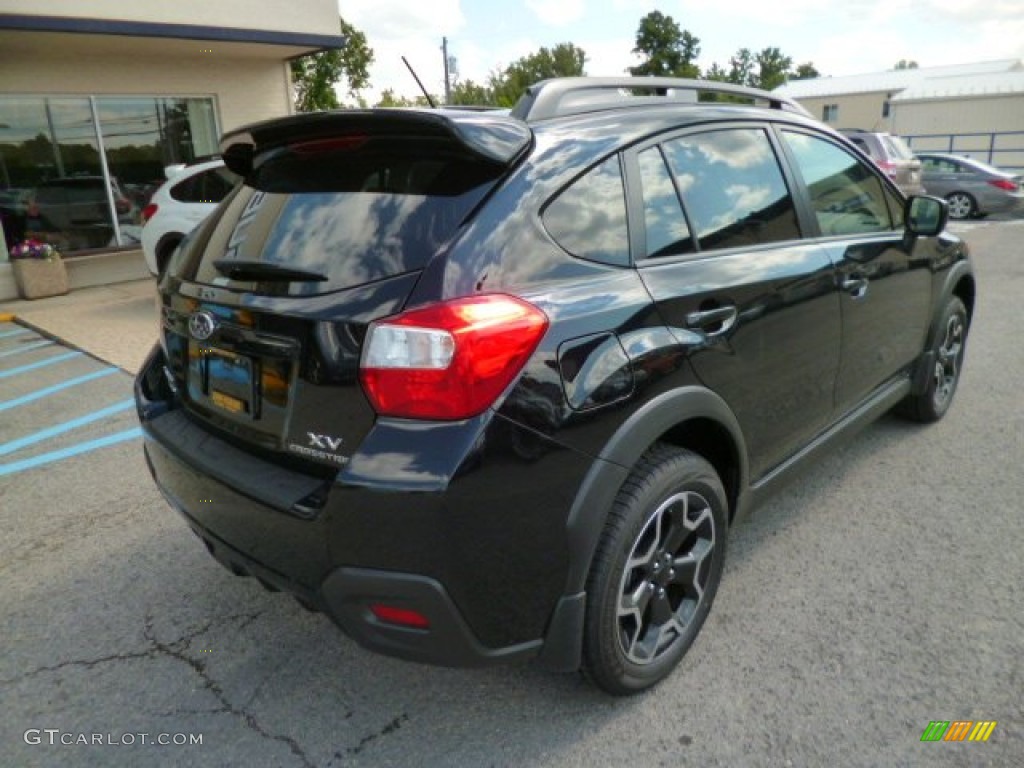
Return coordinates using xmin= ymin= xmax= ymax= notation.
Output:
xmin=136 ymin=77 xmax=974 ymax=695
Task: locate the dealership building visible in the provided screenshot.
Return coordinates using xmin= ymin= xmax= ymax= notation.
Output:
xmin=0 ymin=0 xmax=342 ymax=297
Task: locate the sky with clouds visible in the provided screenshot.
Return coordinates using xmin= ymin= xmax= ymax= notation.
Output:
xmin=338 ymin=0 xmax=1024 ymax=103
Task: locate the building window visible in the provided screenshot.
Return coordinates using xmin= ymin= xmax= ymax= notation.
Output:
xmin=882 ymin=100 xmax=891 ymax=118
xmin=822 ymin=104 xmax=839 ymax=123
xmin=1 ymin=95 xmax=218 ymax=259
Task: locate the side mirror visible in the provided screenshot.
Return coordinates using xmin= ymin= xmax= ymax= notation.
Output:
xmin=906 ymin=195 xmax=948 ymax=237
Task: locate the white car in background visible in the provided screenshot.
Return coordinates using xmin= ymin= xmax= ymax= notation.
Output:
xmin=141 ymin=159 xmax=238 ymax=276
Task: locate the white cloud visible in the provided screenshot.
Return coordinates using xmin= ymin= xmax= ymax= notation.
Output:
xmin=524 ymin=0 xmax=586 ymax=27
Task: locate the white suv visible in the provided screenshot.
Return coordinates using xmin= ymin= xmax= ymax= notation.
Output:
xmin=141 ymin=159 xmax=238 ymax=276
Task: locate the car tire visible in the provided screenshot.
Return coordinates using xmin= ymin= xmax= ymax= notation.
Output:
xmin=945 ymin=192 xmax=976 ymax=220
xmin=583 ymin=443 xmax=728 ymax=695
xmin=901 ymin=296 xmax=968 ymax=423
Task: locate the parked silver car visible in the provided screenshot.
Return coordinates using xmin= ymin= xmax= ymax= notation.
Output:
xmin=839 ymin=129 xmax=925 ymax=197
xmin=916 ymin=153 xmax=1024 ymax=219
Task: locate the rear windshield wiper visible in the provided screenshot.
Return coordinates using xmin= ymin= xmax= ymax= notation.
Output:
xmin=213 ymin=259 xmax=327 ymax=282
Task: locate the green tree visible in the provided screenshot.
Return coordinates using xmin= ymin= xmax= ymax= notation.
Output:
xmin=704 ymin=62 xmax=728 ymax=82
xmin=449 ymin=79 xmax=495 ymax=106
xmin=290 ymin=17 xmax=374 ymax=111
xmin=489 ymin=43 xmax=587 ymax=107
xmin=629 ymin=11 xmax=701 ymax=78
xmin=894 ymin=59 xmax=919 ymax=70
xmin=792 ymin=62 xmax=821 ymax=80
xmin=728 ymin=48 xmax=754 ymax=86
xmin=374 ymin=89 xmax=435 ymax=108
xmin=754 ymin=47 xmax=793 ymax=90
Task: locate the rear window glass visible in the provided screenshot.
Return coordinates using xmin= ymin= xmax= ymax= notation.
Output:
xmin=543 ymin=155 xmax=629 ymax=266
xmin=884 ymin=135 xmax=914 ymax=161
xmin=171 ymin=166 xmax=239 ymax=204
xmin=190 ymin=137 xmax=502 ymax=295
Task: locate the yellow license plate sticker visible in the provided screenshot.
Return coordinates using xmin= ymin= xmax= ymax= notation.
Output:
xmin=211 ymin=389 xmax=246 ymax=414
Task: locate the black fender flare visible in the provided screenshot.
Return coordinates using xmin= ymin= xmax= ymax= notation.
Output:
xmin=538 ymin=385 xmax=749 ymax=671
xmin=912 ymin=258 xmax=975 ymax=395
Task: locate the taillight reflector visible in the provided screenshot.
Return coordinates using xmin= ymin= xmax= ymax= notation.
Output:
xmin=141 ymin=203 xmax=158 ymax=223
xmin=369 ymin=604 xmax=431 ymax=630
xmin=360 ymin=294 xmax=548 ymax=420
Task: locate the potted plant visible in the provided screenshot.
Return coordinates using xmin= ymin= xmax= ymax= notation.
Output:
xmin=9 ymin=238 xmax=69 ymax=300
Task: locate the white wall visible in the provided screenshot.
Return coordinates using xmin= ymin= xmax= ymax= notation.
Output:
xmin=3 ymin=47 xmax=292 ymax=133
xmin=4 ymin=0 xmax=338 ymax=36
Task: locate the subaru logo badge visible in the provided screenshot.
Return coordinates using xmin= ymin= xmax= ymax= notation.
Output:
xmin=188 ymin=310 xmax=218 ymax=341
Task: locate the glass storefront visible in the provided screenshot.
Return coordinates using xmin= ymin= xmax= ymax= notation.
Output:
xmin=1 ymin=96 xmax=218 ymax=260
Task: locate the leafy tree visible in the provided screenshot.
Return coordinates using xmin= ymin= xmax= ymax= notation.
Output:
xmin=489 ymin=43 xmax=587 ymax=107
xmin=449 ymin=79 xmax=495 ymax=106
xmin=704 ymin=62 xmax=729 ymax=82
xmin=728 ymin=48 xmax=755 ymax=86
xmin=629 ymin=11 xmax=700 ymax=78
xmin=754 ymin=47 xmax=793 ymax=90
xmin=894 ymin=59 xmax=919 ymax=70
xmin=290 ymin=17 xmax=374 ymax=111
xmin=792 ymin=62 xmax=821 ymax=80
xmin=374 ymin=89 xmax=435 ymax=108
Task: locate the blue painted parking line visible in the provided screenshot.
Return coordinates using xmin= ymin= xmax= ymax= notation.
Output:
xmin=0 ymin=367 xmax=118 ymax=412
xmin=0 ymin=327 xmax=32 ymax=339
xmin=0 ymin=427 xmax=143 ymax=477
xmin=0 ymin=350 xmax=83 ymax=380
xmin=0 ymin=339 xmax=55 ymax=358
xmin=0 ymin=399 xmax=136 ymax=457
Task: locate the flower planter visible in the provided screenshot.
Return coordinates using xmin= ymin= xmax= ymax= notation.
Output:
xmin=11 ymin=257 xmax=70 ymax=300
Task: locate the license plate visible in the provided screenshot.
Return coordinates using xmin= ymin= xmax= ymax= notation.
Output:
xmin=202 ymin=347 xmax=254 ymax=415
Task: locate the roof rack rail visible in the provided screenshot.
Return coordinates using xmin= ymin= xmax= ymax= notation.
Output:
xmin=510 ymin=77 xmax=811 ymax=122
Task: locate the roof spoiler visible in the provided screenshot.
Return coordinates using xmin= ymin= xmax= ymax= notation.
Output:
xmin=219 ymin=110 xmax=531 ymax=177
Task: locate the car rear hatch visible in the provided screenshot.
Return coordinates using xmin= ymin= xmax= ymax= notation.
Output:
xmin=157 ymin=109 xmax=531 ymax=472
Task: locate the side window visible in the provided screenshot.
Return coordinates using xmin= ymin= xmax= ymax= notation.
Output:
xmin=543 ymin=155 xmax=629 ymax=266
xmin=782 ymin=131 xmax=895 ymax=236
xmin=662 ymin=128 xmax=800 ymax=252
xmin=637 ymin=147 xmax=694 ymax=259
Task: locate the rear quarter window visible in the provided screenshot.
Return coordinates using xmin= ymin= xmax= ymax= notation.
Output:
xmin=542 ymin=155 xmax=630 ymax=267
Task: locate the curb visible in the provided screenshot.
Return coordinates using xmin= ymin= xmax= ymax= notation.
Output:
xmin=0 ymin=312 xmax=16 ymax=323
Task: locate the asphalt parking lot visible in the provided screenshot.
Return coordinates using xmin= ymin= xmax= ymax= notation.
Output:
xmin=1 ymin=217 xmax=1021 ymax=767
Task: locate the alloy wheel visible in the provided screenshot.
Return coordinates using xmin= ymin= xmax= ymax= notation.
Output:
xmin=933 ymin=311 xmax=965 ymax=410
xmin=616 ymin=490 xmax=716 ymax=665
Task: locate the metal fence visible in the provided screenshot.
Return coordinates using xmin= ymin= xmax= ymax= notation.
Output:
xmin=903 ymin=130 xmax=1024 ymax=172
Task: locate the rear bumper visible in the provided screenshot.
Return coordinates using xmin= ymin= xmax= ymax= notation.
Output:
xmin=136 ymin=344 xmax=594 ymax=668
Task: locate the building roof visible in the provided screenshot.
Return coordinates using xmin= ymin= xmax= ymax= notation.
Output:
xmin=775 ymin=59 xmax=1022 ymax=99
xmin=0 ymin=13 xmax=344 ymax=54
xmin=893 ymin=70 xmax=1024 ymax=101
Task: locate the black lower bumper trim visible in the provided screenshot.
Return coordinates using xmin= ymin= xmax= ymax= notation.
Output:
xmin=321 ymin=568 xmax=542 ymax=668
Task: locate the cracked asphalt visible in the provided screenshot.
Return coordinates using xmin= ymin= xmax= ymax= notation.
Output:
xmin=1 ymin=218 xmax=1021 ymax=767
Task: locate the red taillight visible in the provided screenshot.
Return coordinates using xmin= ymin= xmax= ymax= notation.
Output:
xmin=359 ymin=294 xmax=549 ymax=421
xmin=369 ymin=604 xmax=431 ymax=630
xmin=876 ymin=160 xmax=897 ymax=178
xmin=141 ymin=203 xmax=158 ymax=223
xmin=988 ymin=178 xmax=1017 ymax=192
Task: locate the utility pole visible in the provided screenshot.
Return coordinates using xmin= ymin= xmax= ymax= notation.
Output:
xmin=442 ymin=37 xmax=452 ymax=105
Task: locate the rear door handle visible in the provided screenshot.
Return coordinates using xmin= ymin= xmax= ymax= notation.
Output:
xmin=842 ymin=277 xmax=869 ymax=300
xmin=685 ymin=305 xmax=738 ymax=337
